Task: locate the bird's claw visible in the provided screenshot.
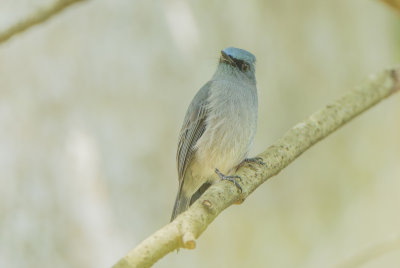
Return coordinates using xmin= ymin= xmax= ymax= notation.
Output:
xmin=215 ymin=168 xmax=243 ymax=193
xmin=243 ymin=157 xmax=266 ymax=166
xmin=235 ymin=157 xmax=266 ymax=172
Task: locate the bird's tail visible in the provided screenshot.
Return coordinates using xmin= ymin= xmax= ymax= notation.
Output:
xmin=171 ymin=180 xmax=212 ymax=222
xmin=170 ymin=183 xmax=190 ymax=222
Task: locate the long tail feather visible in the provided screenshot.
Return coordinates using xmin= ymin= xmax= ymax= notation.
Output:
xmin=170 ymin=184 xmax=190 ymax=222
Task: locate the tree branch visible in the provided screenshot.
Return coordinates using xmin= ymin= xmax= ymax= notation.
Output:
xmin=113 ymin=67 xmax=400 ymax=268
xmin=0 ymin=0 xmax=86 ymax=44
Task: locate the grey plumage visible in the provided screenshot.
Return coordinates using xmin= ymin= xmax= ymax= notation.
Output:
xmin=171 ymin=47 xmax=258 ymax=221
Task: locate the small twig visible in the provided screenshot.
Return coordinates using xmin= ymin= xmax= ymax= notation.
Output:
xmin=0 ymin=0 xmax=87 ymax=44
xmin=112 ymin=67 xmax=400 ymax=268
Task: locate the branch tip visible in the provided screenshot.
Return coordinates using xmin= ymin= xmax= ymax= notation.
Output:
xmin=183 ymin=233 xmax=196 ymax=249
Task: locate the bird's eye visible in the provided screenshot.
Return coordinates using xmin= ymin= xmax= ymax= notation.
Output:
xmin=241 ymin=63 xmax=249 ymax=72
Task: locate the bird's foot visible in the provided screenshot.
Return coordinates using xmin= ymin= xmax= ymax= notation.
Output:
xmin=244 ymin=157 xmax=266 ymax=166
xmin=236 ymin=157 xmax=266 ymax=171
xmin=215 ymin=168 xmax=242 ymax=193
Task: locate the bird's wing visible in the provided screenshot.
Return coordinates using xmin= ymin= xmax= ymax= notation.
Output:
xmin=176 ymin=81 xmax=211 ymax=183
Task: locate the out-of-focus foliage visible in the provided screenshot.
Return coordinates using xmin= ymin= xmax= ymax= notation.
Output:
xmin=381 ymin=0 xmax=400 ymax=12
xmin=0 ymin=0 xmax=399 ymax=267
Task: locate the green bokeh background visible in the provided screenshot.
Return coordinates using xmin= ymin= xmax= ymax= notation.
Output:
xmin=1 ymin=0 xmax=400 ymax=267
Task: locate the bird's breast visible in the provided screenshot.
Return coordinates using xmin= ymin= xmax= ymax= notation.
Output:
xmin=194 ymin=79 xmax=258 ymax=176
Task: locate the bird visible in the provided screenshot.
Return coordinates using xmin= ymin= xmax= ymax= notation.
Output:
xmin=171 ymin=47 xmax=259 ymax=221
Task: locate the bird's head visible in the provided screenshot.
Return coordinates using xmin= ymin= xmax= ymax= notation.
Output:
xmin=218 ymin=47 xmax=256 ymax=82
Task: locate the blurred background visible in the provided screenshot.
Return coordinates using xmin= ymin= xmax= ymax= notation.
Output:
xmin=1 ymin=0 xmax=400 ymax=267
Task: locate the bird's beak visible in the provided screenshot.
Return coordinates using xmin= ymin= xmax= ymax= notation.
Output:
xmin=220 ymin=50 xmax=235 ymax=65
